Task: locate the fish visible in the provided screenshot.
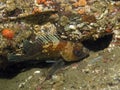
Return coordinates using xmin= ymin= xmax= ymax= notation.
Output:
xmin=8 ymin=34 xmax=89 ymax=62
xmin=1 ymin=10 xmax=57 ymax=24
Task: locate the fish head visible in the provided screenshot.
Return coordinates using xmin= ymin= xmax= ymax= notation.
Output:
xmin=72 ymin=43 xmax=89 ymax=59
xmin=61 ymin=42 xmax=89 ymax=62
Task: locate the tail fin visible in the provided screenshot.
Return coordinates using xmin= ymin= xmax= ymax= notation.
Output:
xmin=7 ymin=54 xmax=28 ymax=62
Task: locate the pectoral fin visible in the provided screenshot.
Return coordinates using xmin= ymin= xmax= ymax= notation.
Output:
xmin=23 ymin=40 xmax=33 ymax=54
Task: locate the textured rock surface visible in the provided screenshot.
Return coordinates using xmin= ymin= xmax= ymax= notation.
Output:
xmin=0 ymin=0 xmax=120 ymax=90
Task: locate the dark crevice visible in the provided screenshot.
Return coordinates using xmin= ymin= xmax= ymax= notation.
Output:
xmin=0 ymin=61 xmax=52 ymax=79
xmin=82 ymin=34 xmax=113 ymax=52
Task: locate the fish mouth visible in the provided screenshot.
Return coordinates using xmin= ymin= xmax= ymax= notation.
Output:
xmin=76 ymin=47 xmax=89 ymax=60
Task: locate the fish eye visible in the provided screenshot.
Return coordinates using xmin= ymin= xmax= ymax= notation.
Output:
xmin=73 ymin=49 xmax=83 ymax=57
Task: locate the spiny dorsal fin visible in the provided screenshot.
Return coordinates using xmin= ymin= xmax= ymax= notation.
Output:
xmin=23 ymin=34 xmax=61 ymax=55
xmin=36 ymin=34 xmax=60 ymax=44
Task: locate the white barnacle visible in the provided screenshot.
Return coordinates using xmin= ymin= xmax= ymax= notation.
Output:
xmin=69 ymin=25 xmax=76 ymax=30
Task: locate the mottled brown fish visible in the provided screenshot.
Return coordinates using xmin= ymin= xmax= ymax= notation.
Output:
xmin=8 ymin=34 xmax=89 ymax=62
xmin=1 ymin=10 xmax=57 ymax=24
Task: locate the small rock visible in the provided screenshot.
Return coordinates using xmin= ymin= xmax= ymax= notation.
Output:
xmin=34 ymin=71 xmax=41 ymax=74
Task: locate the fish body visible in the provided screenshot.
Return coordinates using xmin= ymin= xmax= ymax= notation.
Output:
xmin=8 ymin=34 xmax=89 ymax=62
